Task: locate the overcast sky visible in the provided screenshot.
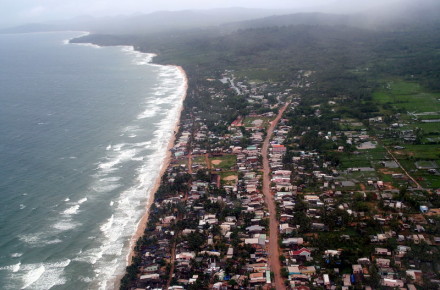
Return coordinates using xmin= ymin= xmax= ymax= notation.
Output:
xmin=1 ymin=0 xmax=401 ymax=28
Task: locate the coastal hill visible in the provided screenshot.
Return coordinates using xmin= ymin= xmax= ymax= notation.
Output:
xmin=0 ymin=7 xmax=299 ymax=35
xmin=2 ymin=0 xmax=440 ymax=35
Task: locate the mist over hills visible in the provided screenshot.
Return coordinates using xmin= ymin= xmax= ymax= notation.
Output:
xmin=0 ymin=7 xmax=299 ymax=34
xmin=2 ymin=0 xmax=440 ymax=35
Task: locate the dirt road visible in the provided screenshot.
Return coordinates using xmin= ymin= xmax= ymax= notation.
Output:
xmin=262 ymin=103 xmax=289 ymax=290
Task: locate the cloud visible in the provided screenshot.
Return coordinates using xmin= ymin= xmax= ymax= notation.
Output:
xmin=19 ymin=6 xmax=46 ymax=20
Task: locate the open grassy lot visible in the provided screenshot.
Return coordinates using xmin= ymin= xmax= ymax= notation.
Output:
xmin=210 ymin=154 xmax=237 ymax=170
xmin=192 ymin=156 xmax=207 ymax=167
xmin=338 ymin=146 xmax=388 ymax=170
xmin=220 ymin=171 xmax=238 ymax=185
xmin=243 ymin=116 xmax=274 ymax=129
xmin=396 ymin=144 xmax=440 ymax=160
xmin=373 ymin=80 xmax=440 ymax=112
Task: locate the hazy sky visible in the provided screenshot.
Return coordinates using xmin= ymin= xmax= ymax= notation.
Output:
xmin=1 ymin=0 xmax=400 ymax=28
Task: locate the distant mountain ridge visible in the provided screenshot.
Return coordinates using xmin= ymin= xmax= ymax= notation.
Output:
xmin=0 ymin=7 xmax=299 ymax=34
xmin=2 ymin=0 xmax=440 ymax=35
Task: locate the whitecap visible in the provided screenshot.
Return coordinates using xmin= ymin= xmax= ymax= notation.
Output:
xmin=20 ymin=259 xmax=70 ymax=289
xmin=99 ymin=176 xmax=121 ymax=183
xmin=0 ymin=262 xmax=21 ymax=272
xmin=53 ymin=220 xmax=79 ymax=231
xmin=20 ymin=204 xmax=26 ymax=210
xmin=100 ymin=215 xmax=114 ymax=233
xmin=92 ymin=183 xmax=121 ymax=193
xmin=62 ymin=205 xmax=80 ymax=215
xmin=98 ymin=148 xmax=137 ymax=171
xmin=21 ymin=264 xmax=45 ymax=289
xmin=122 ymin=125 xmax=140 ymax=133
xmin=45 ymin=238 xmax=63 ymax=244
xmin=11 ymin=253 xmax=23 ymax=258
xmin=18 ymin=234 xmax=41 ymax=246
xmin=137 ymin=106 xmax=159 ymax=119
xmin=111 ymin=143 xmax=125 ymax=152
xmin=13 ymin=262 xmax=21 ymax=273
xmin=131 ymin=157 xmax=144 ymax=161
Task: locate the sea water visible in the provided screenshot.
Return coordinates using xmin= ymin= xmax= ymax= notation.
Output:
xmin=0 ymin=31 xmax=185 ymax=289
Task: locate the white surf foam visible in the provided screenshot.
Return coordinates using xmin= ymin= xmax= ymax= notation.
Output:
xmin=100 ymin=215 xmax=114 ymax=233
xmin=92 ymin=183 xmax=121 ymax=193
xmin=98 ymin=148 xmax=137 ymax=171
xmin=21 ymin=265 xmax=45 ymax=289
xmin=137 ymin=105 xmax=160 ymax=119
xmin=12 ymin=262 xmax=21 ymax=273
xmin=20 ymin=259 xmax=70 ymax=289
xmin=62 ymin=205 xmax=80 ymax=215
xmin=52 ymin=220 xmax=80 ymax=231
xmin=18 ymin=234 xmax=41 ymax=246
xmin=0 ymin=262 xmax=21 ymax=272
xmin=61 ymin=197 xmax=87 ymax=214
xmin=64 ymin=55 xmax=186 ymax=289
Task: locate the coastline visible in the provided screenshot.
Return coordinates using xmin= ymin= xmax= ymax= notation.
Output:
xmin=119 ymin=65 xmax=188 ymax=286
xmin=67 ymin=33 xmax=188 ymax=289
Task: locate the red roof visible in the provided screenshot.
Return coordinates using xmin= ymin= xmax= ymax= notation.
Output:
xmin=291 ymin=248 xmax=311 ymax=256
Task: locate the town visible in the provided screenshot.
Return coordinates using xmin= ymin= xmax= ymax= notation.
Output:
xmin=121 ymin=68 xmax=440 ymax=290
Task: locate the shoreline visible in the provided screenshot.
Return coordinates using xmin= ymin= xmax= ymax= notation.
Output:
xmin=116 ymin=65 xmax=188 ymax=288
xmin=66 ymin=33 xmax=188 ymax=289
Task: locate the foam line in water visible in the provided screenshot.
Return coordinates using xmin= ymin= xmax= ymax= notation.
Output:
xmin=19 ymin=259 xmax=71 ymax=289
xmin=21 ymin=265 xmax=45 ymax=289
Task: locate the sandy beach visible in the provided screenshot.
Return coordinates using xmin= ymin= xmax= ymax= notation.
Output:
xmin=124 ymin=64 xmax=188 ymax=272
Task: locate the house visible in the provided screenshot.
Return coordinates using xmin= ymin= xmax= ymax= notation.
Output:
xmin=324 ymin=250 xmax=341 ymax=257
xmin=375 ymin=248 xmax=391 ymax=256
xmin=280 ymin=223 xmax=295 ymax=234
xmin=226 ymin=247 xmax=234 ymax=259
xmin=376 ymin=258 xmax=390 ymax=267
xmin=357 ymin=258 xmax=371 ymax=265
xmin=343 ymin=274 xmax=352 ymax=286
xmin=291 ymin=248 xmax=312 ymax=260
xmin=352 ymin=264 xmax=363 ymax=274
xmin=143 ymin=264 xmax=159 ymax=272
xmin=406 ymin=270 xmax=423 ymax=283
xmin=246 ymin=225 xmax=265 ymax=233
xmin=323 ymin=274 xmax=331 ymax=287
xmin=249 ymin=272 xmax=266 ymax=284
xmin=282 ymin=237 xmax=304 ymax=246
xmin=311 ymin=223 xmax=326 ymax=231
xmin=140 ymin=273 xmax=160 ymax=281
xmin=381 ymin=278 xmax=404 ymax=287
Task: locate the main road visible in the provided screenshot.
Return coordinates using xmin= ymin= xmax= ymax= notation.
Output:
xmin=262 ymin=102 xmax=290 ymax=290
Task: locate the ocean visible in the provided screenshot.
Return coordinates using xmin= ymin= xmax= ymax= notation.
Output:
xmin=0 ymin=31 xmax=185 ymax=289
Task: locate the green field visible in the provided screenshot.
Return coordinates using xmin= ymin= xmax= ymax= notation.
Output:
xmin=192 ymin=156 xmax=207 ymax=166
xmin=397 ymin=144 xmax=440 ymax=160
xmin=243 ymin=116 xmax=274 ymax=129
xmin=210 ymin=154 xmax=237 ymax=170
xmin=373 ymin=80 xmax=440 ymax=112
xmin=339 ymin=146 xmax=387 ymax=170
